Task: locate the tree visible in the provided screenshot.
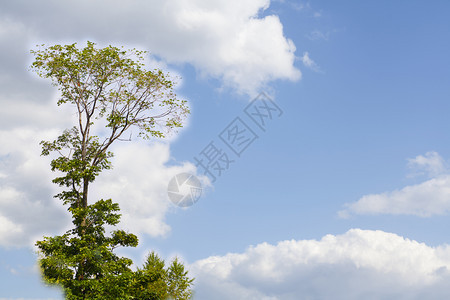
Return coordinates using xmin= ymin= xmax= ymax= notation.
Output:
xmin=31 ymin=42 xmax=193 ymax=299
xmin=131 ymin=252 xmax=194 ymax=299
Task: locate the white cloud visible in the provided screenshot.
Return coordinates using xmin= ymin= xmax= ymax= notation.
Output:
xmin=300 ymin=51 xmax=321 ymax=72
xmin=0 ymin=1 xmax=217 ymax=247
xmin=190 ymin=229 xmax=450 ymax=299
xmin=339 ymin=175 xmax=450 ymax=217
xmin=91 ymin=141 xmax=198 ymax=238
xmin=0 ymin=128 xmax=70 ymax=247
xmin=0 ymin=0 xmax=301 ymax=95
xmin=339 ymin=152 xmax=450 ymax=218
xmin=407 ymin=151 xmax=447 ymax=178
xmin=0 ymin=0 xmax=299 ymax=246
xmin=0 ymin=126 xmax=202 ymax=247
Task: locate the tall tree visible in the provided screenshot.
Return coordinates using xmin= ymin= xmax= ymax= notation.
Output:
xmin=31 ymin=42 xmax=193 ymax=299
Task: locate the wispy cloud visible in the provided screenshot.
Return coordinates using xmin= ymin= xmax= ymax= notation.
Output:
xmin=339 ymin=151 xmax=450 ymax=218
xmin=307 ymin=29 xmax=330 ymax=41
xmin=300 ymin=51 xmax=321 ymax=72
xmin=407 ymin=151 xmax=447 ymax=178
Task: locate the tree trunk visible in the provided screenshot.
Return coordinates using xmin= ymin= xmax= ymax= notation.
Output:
xmin=82 ymin=178 xmax=89 ymax=208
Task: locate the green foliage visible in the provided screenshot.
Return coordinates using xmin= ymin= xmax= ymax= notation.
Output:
xmin=31 ymin=42 xmax=193 ymax=299
xmin=36 ymin=201 xmax=193 ymax=299
xmin=36 ymin=200 xmax=138 ymax=299
xmin=131 ymin=252 xmax=194 ymax=299
xmin=30 ymin=41 xmax=189 ymax=140
xmin=40 ymin=127 xmax=112 ymax=208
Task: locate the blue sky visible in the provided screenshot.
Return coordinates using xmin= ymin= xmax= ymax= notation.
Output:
xmin=2 ymin=1 xmax=450 ymax=299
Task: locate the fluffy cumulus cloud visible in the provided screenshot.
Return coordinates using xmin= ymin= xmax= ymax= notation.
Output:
xmin=0 ymin=0 xmax=300 ymax=95
xmin=339 ymin=152 xmax=450 ymax=217
xmin=90 ymin=142 xmax=197 ymax=238
xmin=0 ymin=0 xmax=298 ymax=250
xmin=0 ymin=126 xmax=196 ymax=247
xmin=2 ymin=0 xmax=297 ymax=248
xmin=190 ymin=229 xmax=450 ymax=299
xmin=0 ymin=14 xmax=78 ymax=247
xmin=0 ymin=1 xmax=211 ymax=246
xmin=0 ymin=128 xmax=70 ymax=247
